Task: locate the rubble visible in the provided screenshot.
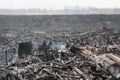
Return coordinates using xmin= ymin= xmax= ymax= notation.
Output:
xmin=0 ymin=28 xmax=120 ymax=80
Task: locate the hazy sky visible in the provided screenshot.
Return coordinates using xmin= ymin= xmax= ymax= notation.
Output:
xmin=0 ymin=0 xmax=120 ymax=9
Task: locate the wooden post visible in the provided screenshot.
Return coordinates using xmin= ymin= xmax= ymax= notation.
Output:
xmin=5 ymin=46 xmax=8 ymax=80
xmin=5 ymin=47 xmax=8 ymax=65
xmin=15 ymin=40 xmax=19 ymax=77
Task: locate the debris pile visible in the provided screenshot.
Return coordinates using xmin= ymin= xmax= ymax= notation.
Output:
xmin=0 ymin=28 xmax=120 ymax=80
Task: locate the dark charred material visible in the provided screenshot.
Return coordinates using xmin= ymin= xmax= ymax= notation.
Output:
xmin=18 ymin=41 xmax=32 ymax=58
xmin=0 ymin=27 xmax=120 ymax=80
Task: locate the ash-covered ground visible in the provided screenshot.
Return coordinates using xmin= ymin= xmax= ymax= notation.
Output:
xmin=0 ymin=15 xmax=120 ymax=31
xmin=0 ymin=15 xmax=120 ymax=80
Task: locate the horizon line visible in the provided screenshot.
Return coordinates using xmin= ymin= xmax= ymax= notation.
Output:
xmin=0 ymin=7 xmax=120 ymax=10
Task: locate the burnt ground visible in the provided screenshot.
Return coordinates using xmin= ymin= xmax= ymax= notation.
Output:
xmin=0 ymin=15 xmax=120 ymax=31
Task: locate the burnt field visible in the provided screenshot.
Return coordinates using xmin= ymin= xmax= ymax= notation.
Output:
xmin=0 ymin=15 xmax=120 ymax=80
xmin=0 ymin=14 xmax=120 ymax=31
